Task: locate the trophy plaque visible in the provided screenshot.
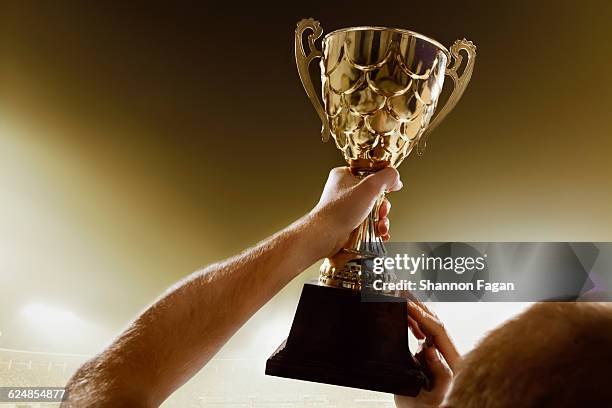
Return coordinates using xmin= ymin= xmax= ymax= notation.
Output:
xmin=266 ymin=19 xmax=476 ymax=396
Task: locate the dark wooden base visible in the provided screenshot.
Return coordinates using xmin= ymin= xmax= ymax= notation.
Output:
xmin=266 ymin=283 xmax=428 ymax=396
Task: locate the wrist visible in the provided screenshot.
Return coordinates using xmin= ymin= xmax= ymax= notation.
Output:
xmin=296 ymin=209 xmax=338 ymax=263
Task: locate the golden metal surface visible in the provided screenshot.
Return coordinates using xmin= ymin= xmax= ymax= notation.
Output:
xmin=295 ymin=19 xmax=476 ymax=290
xmin=295 ymin=19 xmax=331 ymax=142
xmin=419 ymin=38 xmax=476 ymax=152
xmin=323 ymin=26 xmax=450 ymax=56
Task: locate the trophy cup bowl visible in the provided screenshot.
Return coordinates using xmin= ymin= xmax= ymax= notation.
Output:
xmin=266 ymin=19 xmax=476 ymax=396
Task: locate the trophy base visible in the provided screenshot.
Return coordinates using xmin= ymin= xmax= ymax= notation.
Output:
xmin=265 ymin=282 xmax=429 ymax=396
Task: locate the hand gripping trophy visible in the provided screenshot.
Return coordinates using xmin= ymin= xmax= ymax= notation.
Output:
xmin=267 ymin=19 xmax=476 ymax=396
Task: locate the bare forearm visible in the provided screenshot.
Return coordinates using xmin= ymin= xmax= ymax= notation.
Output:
xmin=143 ymin=213 xmax=328 ymax=388
xmin=65 ymin=213 xmax=328 ymax=407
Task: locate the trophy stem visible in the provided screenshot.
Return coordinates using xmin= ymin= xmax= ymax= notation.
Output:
xmin=319 ymin=192 xmax=387 ymax=290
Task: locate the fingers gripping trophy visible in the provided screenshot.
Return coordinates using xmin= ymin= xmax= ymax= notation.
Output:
xmin=266 ymin=18 xmax=476 ymax=396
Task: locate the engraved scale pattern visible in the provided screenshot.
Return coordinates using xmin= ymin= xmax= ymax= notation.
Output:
xmin=321 ymin=30 xmax=448 ymax=168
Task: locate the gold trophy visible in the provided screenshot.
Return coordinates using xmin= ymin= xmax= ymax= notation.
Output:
xmin=267 ymin=19 xmax=476 ymax=396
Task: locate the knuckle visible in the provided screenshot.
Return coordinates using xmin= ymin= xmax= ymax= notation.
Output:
xmin=434 ymin=317 xmax=445 ymax=331
xmin=328 ymin=167 xmax=346 ymax=179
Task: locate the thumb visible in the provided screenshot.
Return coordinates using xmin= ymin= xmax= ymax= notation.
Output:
xmin=353 ymin=167 xmax=403 ymax=200
xmin=424 ymin=345 xmax=453 ymax=396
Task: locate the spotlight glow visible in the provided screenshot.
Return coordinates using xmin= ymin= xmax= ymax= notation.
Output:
xmin=20 ymin=302 xmax=91 ymax=350
xmin=18 ymin=301 xmax=111 ymax=353
xmin=22 ymin=303 xmax=80 ymax=328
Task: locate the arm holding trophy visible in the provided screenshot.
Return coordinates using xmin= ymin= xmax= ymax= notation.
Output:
xmin=266 ymin=18 xmax=475 ymax=397
xmin=63 ymin=167 xmax=401 ymax=407
xmin=64 ymin=18 xmax=475 ymax=407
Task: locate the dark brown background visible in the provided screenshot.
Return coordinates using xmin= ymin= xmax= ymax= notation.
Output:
xmin=1 ymin=0 xmax=611 ymax=358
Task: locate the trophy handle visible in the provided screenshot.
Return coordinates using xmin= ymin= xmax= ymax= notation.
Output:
xmin=295 ymin=18 xmax=331 ymax=142
xmin=418 ymin=39 xmax=477 ymax=153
